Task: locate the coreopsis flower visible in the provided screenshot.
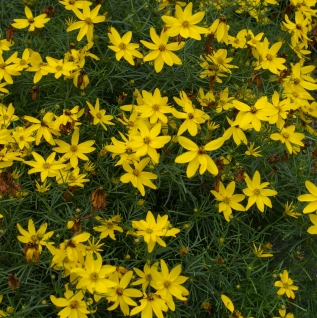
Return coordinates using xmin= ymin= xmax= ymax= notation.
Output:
xmin=134 ymin=88 xmax=173 ymax=124
xmin=0 ymin=52 xmax=21 ymax=84
xmin=274 ymin=270 xmax=298 ymax=299
xmin=0 ymin=81 xmax=9 ymax=94
xmin=66 ymin=4 xmax=105 ymax=42
xmin=59 ymin=0 xmax=92 ymax=10
xmin=24 ymin=152 xmax=66 ymax=182
xmin=56 ymin=166 xmax=90 ymax=187
xmin=44 ymin=57 xmax=77 ymax=79
xmin=53 ymin=128 xmax=96 ymax=168
xmin=108 ymin=27 xmax=143 ymax=65
xmin=128 ymin=122 xmax=171 ymax=163
xmin=197 ymin=88 xmax=215 ymax=108
xmin=35 ymin=180 xmax=51 ymax=193
xmin=25 ymin=51 xmax=49 ymax=83
xmin=207 ymin=16 xmax=229 ymax=44
xmin=72 ymin=253 xmax=117 ymax=294
xmin=215 ymin=87 xmax=234 ymax=113
xmin=106 ymin=270 xmax=143 ymax=315
xmin=298 ymin=180 xmax=317 ymax=213
xmin=140 ymin=28 xmax=184 ymax=73
xmin=172 ymin=91 xmax=210 ymax=136
xmin=175 ymin=136 xmax=224 ymax=178
xmin=132 ymin=262 xmax=159 ymax=292
xmin=12 ymin=126 xmax=37 ymax=150
xmin=50 ymin=284 xmax=92 ymax=318
xmin=130 ymin=292 xmax=168 ymax=318
xmin=253 ymin=243 xmax=273 ymax=258
xmin=161 ymin=2 xmax=207 ymax=40
xmin=120 ymin=157 xmax=158 ymax=196
xmin=243 ymin=170 xmax=278 ymax=212
xmin=105 ymin=132 xmax=139 ymax=166
xmin=86 ymin=98 xmax=114 ymax=130
xmin=221 ymin=295 xmax=244 ymax=318
xmin=151 ymin=259 xmax=189 ymax=311
xmin=233 ymin=96 xmax=278 ymax=132
xmin=286 ymin=62 xmax=317 ymax=91
xmin=307 ymin=213 xmax=317 ymax=234
xmin=284 ymin=201 xmax=301 ymax=218
xmin=0 ymin=37 xmax=13 ymax=55
xmin=93 ymin=216 xmax=123 ymax=240
xmin=0 ymin=147 xmax=22 ymax=169
xmin=132 ymin=211 xmax=180 ymax=252
xmin=290 ymin=37 xmax=311 ymax=60
xmin=204 ymin=49 xmax=238 ymax=74
xmin=55 ymin=105 xmax=83 ymax=128
xmin=283 ymin=11 xmax=311 ymax=44
xmin=17 ymin=219 xmax=54 ymax=248
xmin=12 ymin=6 xmax=50 ymax=31
xmin=0 ymin=103 xmax=19 ymax=127
xmin=210 ymin=181 xmax=245 ymax=221
xmin=228 ymin=29 xmax=247 ymax=49
xmin=11 ymin=48 xmax=31 ymax=71
xmin=270 ymin=125 xmax=305 ymax=154
xmin=222 ymin=117 xmax=248 ymax=145
xmin=61 ymin=232 xmax=90 ymax=263
xmin=23 ymin=111 xmax=60 ymax=145
xmin=245 ymin=142 xmax=262 ymax=157
xmin=254 ymin=38 xmax=286 ymax=74
xmin=274 ymin=308 xmax=294 ymax=318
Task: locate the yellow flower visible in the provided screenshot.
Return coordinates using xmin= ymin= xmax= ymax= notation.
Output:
xmin=283 ymin=11 xmax=311 ymax=44
xmin=66 ymin=4 xmax=105 ymax=42
xmin=274 ymin=308 xmax=294 ymax=318
xmin=205 ymin=49 xmax=238 ymax=75
xmin=207 ymin=16 xmax=229 ymax=44
xmin=141 ymin=27 xmax=184 ymax=73
xmin=243 ymin=170 xmax=278 ymax=212
xmin=50 ymin=284 xmax=92 ymax=318
xmin=59 ymin=0 xmax=92 ymax=10
xmin=0 ymin=103 xmax=19 ymax=127
xmin=253 ymin=243 xmax=273 ymax=258
xmin=307 ymin=213 xmax=317 ymax=235
xmin=120 ymin=157 xmax=158 ymax=196
xmin=284 ymin=201 xmax=301 ymax=218
xmin=56 ymin=166 xmax=90 ymax=188
xmin=0 ymin=147 xmax=22 ymax=169
xmin=161 ymin=2 xmax=207 ymax=40
xmin=270 ymin=125 xmax=305 ymax=154
xmin=150 ymin=259 xmax=189 ymax=311
xmin=17 ymin=219 xmax=54 ymax=247
xmin=298 ymin=180 xmax=317 ymax=213
xmin=210 ymin=181 xmax=245 ymax=221
xmin=274 ymin=270 xmax=298 ymax=299
xmin=221 ymin=294 xmax=244 ymax=318
xmin=130 ymin=292 xmax=168 ymax=318
xmin=254 ymin=38 xmax=286 ymax=74
xmin=0 ymin=52 xmax=21 ymax=84
xmin=108 ymin=27 xmax=143 ymax=65
xmin=53 ymin=128 xmax=95 ymax=168
xmin=128 ymin=122 xmax=171 ymax=163
xmin=12 ymin=6 xmax=50 ymax=31
xmin=72 ymin=253 xmax=117 ymax=294
xmin=35 ymin=180 xmax=51 ymax=193
xmin=223 ymin=117 xmax=248 ymax=145
xmin=25 ymin=51 xmax=48 ymax=83
xmin=12 ymin=126 xmax=37 ymax=150
xmin=245 ymin=142 xmax=262 ymax=157
xmin=132 ymin=262 xmax=159 ymax=292
xmin=93 ymin=216 xmax=123 ymax=240
xmin=106 ymin=270 xmax=143 ymax=315
xmin=135 ymin=88 xmax=173 ymax=124
xmin=86 ymin=98 xmax=114 ymax=130
xmin=24 ymin=152 xmax=66 ymax=182
xmin=132 ymin=211 xmax=180 ymax=252
xmin=175 ymin=136 xmax=224 ymax=178
xmin=43 ymin=57 xmax=77 ymax=79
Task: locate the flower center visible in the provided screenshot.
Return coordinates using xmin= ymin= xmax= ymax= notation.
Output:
xmin=182 ymin=21 xmax=189 ymax=28
xmin=188 ymin=113 xmax=194 ymax=119
xmin=106 ymin=223 xmax=114 ymax=229
xmin=70 ymin=300 xmax=79 ymax=309
xmin=158 ymin=45 xmax=166 ymax=52
xmin=293 ymin=78 xmax=300 ymax=85
xmin=116 ymin=287 xmax=123 ymax=295
xmin=282 ymin=132 xmax=289 ymax=139
xmin=250 ymin=106 xmax=257 ymax=114
xmin=0 ymin=63 xmax=6 ymax=69
xmin=96 ymin=112 xmax=102 ymax=118
xmin=19 ymin=136 xmax=24 ymax=141
xmin=152 ymin=104 xmax=160 ymax=111
xmin=119 ymin=43 xmax=126 ymax=50
xmin=90 ymin=272 xmax=99 ymax=281
xmin=31 ymin=235 xmax=38 ymax=243
xmin=68 ymin=175 xmax=76 ymax=182
xmin=43 ymin=163 xmax=51 ymax=169
xmin=296 ymin=24 xmax=302 ymax=30
xmin=70 ymin=145 xmax=78 ymax=152
xmin=266 ymin=54 xmax=273 ymax=61
xmin=56 ymin=65 xmax=63 ymax=71
xmin=223 ymin=197 xmax=230 ymax=204
xmin=146 ymin=228 xmax=153 ymax=234
xmin=217 ymin=57 xmax=223 ymax=64
xmin=143 ymin=137 xmax=151 ymax=144
xmin=85 ymin=18 xmax=92 ymax=25
xmin=147 ymin=293 xmax=155 ymax=301
xmin=132 ymin=169 xmax=140 ymax=177
xmin=254 ymin=189 xmax=260 ymax=195
xmin=163 ymin=281 xmax=171 ymax=288
xmin=28 ymin=18 xmax=34 ymax=24
xmin=198 ymin=147 xmax=206 ymax=155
